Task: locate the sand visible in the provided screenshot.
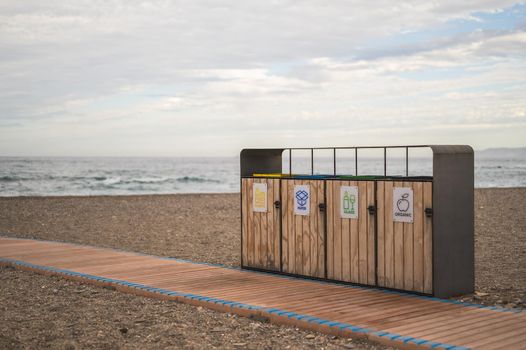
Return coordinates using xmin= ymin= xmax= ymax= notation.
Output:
xmin=0 ymin=189 xmax=525 ymax=348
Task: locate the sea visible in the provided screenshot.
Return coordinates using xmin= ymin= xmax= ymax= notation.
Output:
xmin=0 ymin=154 xmax=525 ymax=196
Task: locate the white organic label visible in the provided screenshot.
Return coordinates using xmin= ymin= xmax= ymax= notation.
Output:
xmin=393 ymin=187 xmax=413 ymax=223
xmin=340 ymin=186 xmax=358 ymax=219
xmin=252 ymin=183 xmax=267 ymax=212
xmin=294 ymin=185 xmax=310 ymax=216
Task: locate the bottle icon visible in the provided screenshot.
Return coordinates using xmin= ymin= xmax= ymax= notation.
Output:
xmin=350 ymin=194 xmax=356 ymax=214
xmin=343 ymin=192 xmax=350 ymax=213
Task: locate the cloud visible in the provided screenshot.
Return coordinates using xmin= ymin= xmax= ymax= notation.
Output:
xmin=0 ymin=1 xmax=525 ymax=155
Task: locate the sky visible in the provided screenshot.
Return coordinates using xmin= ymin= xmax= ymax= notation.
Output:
xmin=0 ymin=1 xmax=525 ymax=157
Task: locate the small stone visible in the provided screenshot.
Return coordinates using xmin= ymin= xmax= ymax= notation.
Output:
xmin=197 ymin=306 xmax=204 ymax=312
xmin=343 ymin=343 xmax=355 ymax=349
xmin=475 ymin=292 xmax=489 ymax=297
xmin=505 ymin=303 xmax=517 ymax=309
xmin=211 ymin=327 xmax=228 ymax=332
xmin=306 ymin=334 xmax=315 ymax=339
xmin=233 ymin=343 xmax=247 ymax=347
xmin=119 ymin=327 xmax=128 ymax=334
xmin=53 ymin=289 xmax=59 ymax=293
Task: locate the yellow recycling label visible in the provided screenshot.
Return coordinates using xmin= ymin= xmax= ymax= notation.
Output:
xmin=253 ymin=183 xmax=268 ymax=212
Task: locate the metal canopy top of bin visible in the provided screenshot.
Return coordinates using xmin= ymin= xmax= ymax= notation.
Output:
xmin=240 ymin=144 xmax=473 ymax=178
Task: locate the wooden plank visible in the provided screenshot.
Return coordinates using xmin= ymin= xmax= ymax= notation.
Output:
xmin=333 ymin=181 xmax=342 ymax=280
xmin=393 ymin=181 xmax=405 ymax=290
xmin=302 ymin=181 xmax=311 ymax=277
xmin=384 ymin=181 xmax=394 ymax=288
xmin=309 ymin=180 xmax=318 ymax=277
xmin=260 ymin=179 xmax=269 ymax=268
xmin=241 ymin=179 xmax=248 ymax=267
xmin=376 ymin=181 xmax=385 ymax=287
xmin=341 ymin=180 xmax=351 ymax=282
xmin=423 ymin=181 xmax=433 ymax=294
xmin=413 ymin=181 xmax=424 ymax=292
xmin=358 ymin=181 xmax=368 ymax=285
xmin=295 ymin=180 xmax=303 ymax=275
xmin=281 ymin=179 xmax=289 ymax=272
xmin=246 ymin=178 xmax=254 ymax=266
xmin=317 ymin=180 xmax=325 ymax=278
xmin=253 ymin=178 xmax=262 ymax=268
xmin=266 ymin=178 xmax=274 ymax=268
xmin=326 ymin=180 xmax=334 ymax=279
xmin=288 ymin=180 xmax=296 ymax=274
xmin=273 ymin=179 xmax=280 ymax=270
xmin=350 ymin=180 xmax=359 ymax=284
xmin=403 ymin=181 xmax=414 ymax=291
xmin=367 ymin=181 xmax=375 ymax=286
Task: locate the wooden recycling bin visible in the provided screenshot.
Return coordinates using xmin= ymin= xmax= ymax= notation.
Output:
xmin=240 ymin=146 xmax=474 ymax=298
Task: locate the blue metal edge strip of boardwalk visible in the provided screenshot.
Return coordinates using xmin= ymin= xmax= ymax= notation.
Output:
xmin=1 ymin=235 xmax=521 ymax=316
xmin=0 ymin=256 xmax=471 ymax=350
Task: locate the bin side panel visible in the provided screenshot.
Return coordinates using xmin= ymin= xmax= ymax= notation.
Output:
xmin=241 ymin=178 xmax=249 ymax=267
xmin=432 ymin=147 xmax=474 ymax=297
xmin=384 ymin=181 xmax=395 ymax=287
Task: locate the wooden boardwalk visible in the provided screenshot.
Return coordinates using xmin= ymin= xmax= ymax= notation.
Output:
xmin=1 ymin=237 xmax=524 ymax=350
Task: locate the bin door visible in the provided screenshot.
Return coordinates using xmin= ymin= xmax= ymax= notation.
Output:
xmin=376 ymin=181 xmax=433 ymax=294
xmin=326 ymin=180 xmax=376 ymax=285
xmin=281 ymin=179 xmax=325 ymax=278
xmin=241 ymin=178 xmax=281 ymax=271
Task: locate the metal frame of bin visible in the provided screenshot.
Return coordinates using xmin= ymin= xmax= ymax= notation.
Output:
xmin=240 ymin=145 xmax=474 ymax=298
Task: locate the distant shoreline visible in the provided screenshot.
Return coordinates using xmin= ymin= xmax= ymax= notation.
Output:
xmin=0 ymin=186 xmax=524 ymax=199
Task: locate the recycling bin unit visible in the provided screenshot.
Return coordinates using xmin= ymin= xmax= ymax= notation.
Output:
xmin=240 ymin=146 xmax=474 ymax=298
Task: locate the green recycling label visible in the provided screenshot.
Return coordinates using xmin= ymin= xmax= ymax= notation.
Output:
xmin=340 ymin=186 xmax=358 ymax=219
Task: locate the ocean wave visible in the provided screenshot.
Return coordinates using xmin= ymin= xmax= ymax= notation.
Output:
xmin=176 ymin=176 xmax=221 ymax=183
xmin=0 ymin=175 xmax=21 ymax=182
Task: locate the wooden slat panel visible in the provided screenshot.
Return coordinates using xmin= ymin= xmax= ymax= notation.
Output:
xmin=281 ymin=179 xmax=289 ymax=272
xmin=247 ymin=178 xmax=254 ymax=266
xmin=413 ymin=181 xmax=424 ymax=292
xmin=310 ymin=180 xmax=318 ymax=277
xmin=241 ymin=179 xmax=248 ymax=267
xmin=377 ymin=181 xmax=385 ymax=287
xmin=302 ymin=180 xmax=311 ymax=277
xmin=317 ymin=180 xmax=325 ymax=278
xmin=273 ymin=179 xmax=281 ymax=270
xmin=253 ymin=178 xmax=262 ymax=267
xmin=260 ymin=179 xmax=268 ymax=268
xmin=403 ymin=181 xmax=414 ymax=291
xmin=288 ymin=180 xmax=296 ymax=274
xmin=423 ymin=182 xmax=433 ymax=294
xmin=394 ymin=181 xmax=405 ymax=290
xmin=326 ymin=180 xmax=334 ymax=279
xmin=358 ymin=181 xmax=368 ymax=285
xmin=333 ymin=181 xmax=342 ymax=280
xmin=341 ymin=181 xmax=351 ymax=282
xmin=350 ymin=180 xmax=359 ymax=284
xmin=266 ymin=179 xmax=274 ymax=268
xmin=384 ymin=181 xmax=394 ymax=288
xmin=295 ymin=180 xmax=303 ymax=275
xmin=367 ymin=181 xmax=375 ymax=286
